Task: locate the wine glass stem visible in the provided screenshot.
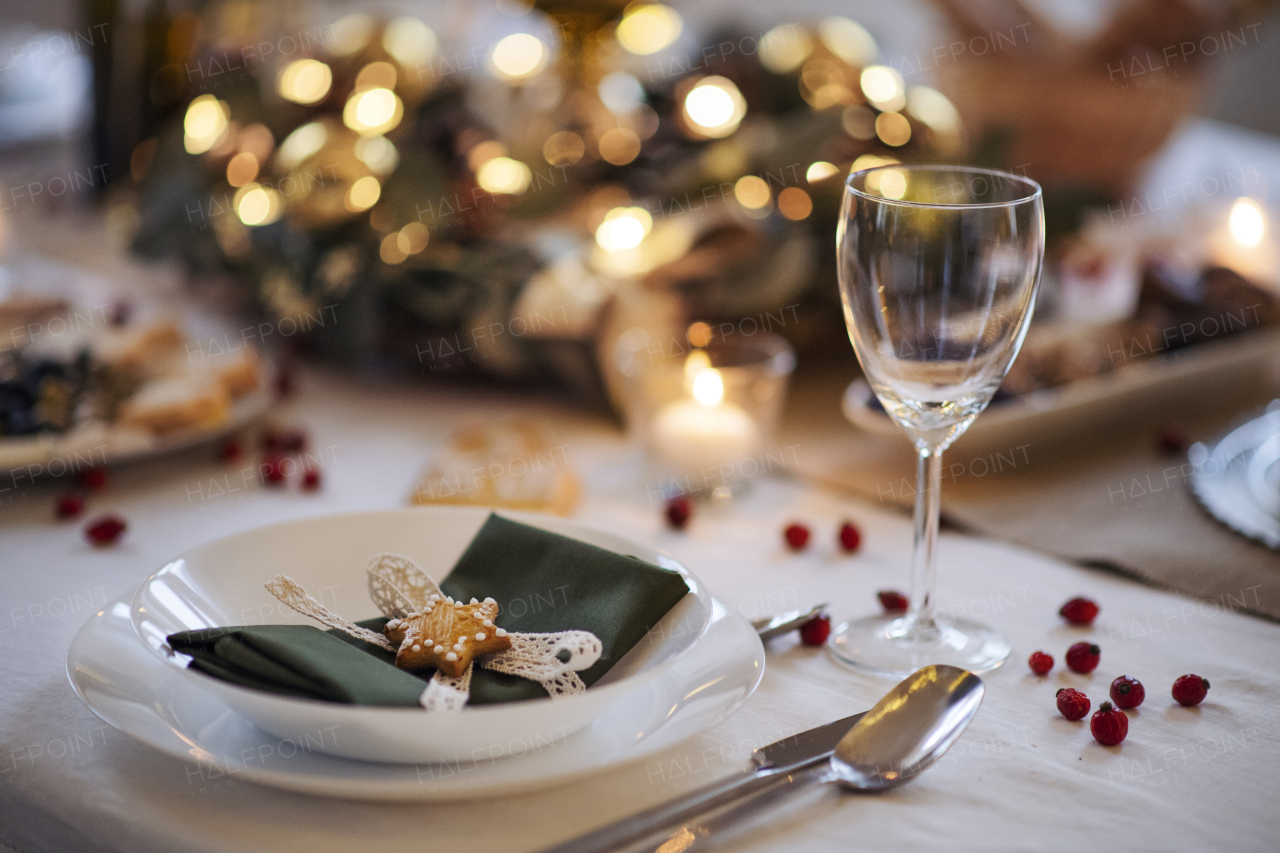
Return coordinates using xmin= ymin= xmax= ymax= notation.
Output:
xmin=909 ymin=449 xmax=942 ymax=636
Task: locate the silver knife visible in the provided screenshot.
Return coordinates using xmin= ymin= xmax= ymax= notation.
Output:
xmin=537 ymin=711 xmax=865 ymax=853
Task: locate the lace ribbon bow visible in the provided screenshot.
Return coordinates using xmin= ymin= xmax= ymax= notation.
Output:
xmin=264 ymin=554 xmax=602 ymax=712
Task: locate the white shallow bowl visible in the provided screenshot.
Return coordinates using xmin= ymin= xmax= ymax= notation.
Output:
xmin=129 ymin=507 xmax=712 ymax=764
xmin=69 ymin=590 xmax=763 ymax=801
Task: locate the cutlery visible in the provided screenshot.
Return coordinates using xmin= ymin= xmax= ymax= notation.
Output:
xmin=540 ymin=665 xmax=983 ymax=853
xmin=751 ymin=603 xmax=828 ymax=641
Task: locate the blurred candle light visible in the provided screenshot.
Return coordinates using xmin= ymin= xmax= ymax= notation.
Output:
xmin=616 ymin=4 xmax=682 ymax=55
xmin=683 ymin=76 xmax=746 ymax=138
xmin=278 ymin=59 xmax=332 ymax=105
xmin=183 ymin=95 xmax=229 ymax=154
xmin=652 ymin=359 xmax=761 ymax=476
xmin=490 ymin=33 xmax=545 ymax=81
xmin=1230 ymin=198 xmax=1266 ymax=247
xmin=476 ymin=157 xmax=532 ymax=194
xmin=595 ymin=207 xmax=652 ymax=251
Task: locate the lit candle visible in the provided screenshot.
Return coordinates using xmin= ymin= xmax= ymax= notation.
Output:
xmin=1211 ymin=197 xmax=1279 ymax=288
xmin=651 ymin=359 xmax=761 ymax=476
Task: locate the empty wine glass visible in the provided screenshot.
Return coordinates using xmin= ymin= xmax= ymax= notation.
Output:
xmin=830 ymin=165 xmax=1044 ymax=677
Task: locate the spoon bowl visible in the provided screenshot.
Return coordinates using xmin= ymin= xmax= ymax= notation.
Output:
xmin=829 ymin=664 xmax=985 ymax=790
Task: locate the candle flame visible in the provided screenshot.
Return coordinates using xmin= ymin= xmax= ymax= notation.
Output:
xmin=691 ymin=367 xmax=724 ymax=407
xmin=1229 ymin=198 xmax=1265 ymax=248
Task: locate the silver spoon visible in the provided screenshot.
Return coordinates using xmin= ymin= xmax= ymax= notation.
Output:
xmin=542 ymin=665 xmax=984 ymax=853
xmin=752 ymin=603 xmax=828 ymax=641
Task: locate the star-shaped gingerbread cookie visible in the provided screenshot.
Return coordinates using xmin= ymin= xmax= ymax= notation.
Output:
xmin=383 ymin=594 xmax=512 ymax=678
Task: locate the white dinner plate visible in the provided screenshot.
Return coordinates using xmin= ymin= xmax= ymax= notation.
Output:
xmin=127 ymin=507 xmax=715 ymax=763
xmin=67 ymin=589 xmax=763 ymax=801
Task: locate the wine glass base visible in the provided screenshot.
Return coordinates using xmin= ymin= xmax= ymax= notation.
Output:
xmin=826 ymin=614 xmax=1011 ymax=679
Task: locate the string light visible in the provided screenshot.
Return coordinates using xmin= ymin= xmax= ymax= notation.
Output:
xmin=616 ymin=4 xmax=682 ymax=55
xmin=278 ymin=59 xmax=332 ymax=105
xmin=490 ymin=33 xmax=545 ymax=81
xmin=183 ymin=95 xmax=228 ymax=154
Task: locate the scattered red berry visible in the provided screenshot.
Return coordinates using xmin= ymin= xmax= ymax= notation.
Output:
xmin=55 ymin=492 xmax=86 ymax=520
xmin=84 ymin=514 xmax=127 ymax=547
xmin=878 ymin=590 xmax=909 ymax=612
xmin=1090 ymin=701 xmax=1129 ymax=746
xmin=798 ymin=614 xmax=831 ymax=646
xmin=1056 ymin=687 xmax=1090 ymax=721
xmin=78 ymin=468 xmax=107 ymax=492
xmin=1158 ymin=424 xmax=1187 ymax=455
xmin=1172 ymin=674 xmax=1210 ymax=706
xmin=277 ymin=428 xmax=308 ymax=452
xmin=1059 ymin=597 xmax=1099 ymax=626
xmin=1028 ymin=651 xmax=1054 ymax=675
xmin=260 ymin=453 xmax=286 ymax=486
xmin=218 ymin=438 xmax=243 ymax=463
xmin=1110 ymin=675 xmax=1145 ymax=709
xmin=783 ymin=523 xmax=810 ymax=551
xmin=1065 ymin=642 xmax=1101 ymax=673
xmin=301 ymin=466 xmax=322 ymax=491
xmin=838 ymin=521 xmax=862 ymax=553
xmin=664 ymin=496 xmax=692 ymax=530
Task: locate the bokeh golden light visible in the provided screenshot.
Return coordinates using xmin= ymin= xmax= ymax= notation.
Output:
xmin=806 ymin=161 xmax=839 ymax=183
xmin=875 ymin=112 xmax=912 ymax=147
xmin=467 ymin=140 xmax=507 ymax=171
xmin=759 ymin=24 xmax=813 ymax=74
xmin=355 ymin=61 xmax=397 ymax=92
xmin=616 ymin=4 xmax=683 ymax=55
xmin=682 ymin=76 xmax=746 ymax=138
xmin=234 ymin=183 xmax=283 ymax=226
xmin=278 ymin=59 xmax=332 ymax=105
xmin=598 ymin=127 xmax=642 ymax=165
xmin=905 ymin=86 xmax=960 ymax=135
xmin=331 ymin=14 xmax=373 ymax=56
xmin=734 ymin=176 xmax=770 ymax=210
xmin=818 ymin=17 xmax=877 ymax=67
xmin=380 ymin=232 xmax=408 ymax=264
xmin=226 ymin=151 xmax=259 ymax=187
xmin=397 ymin=222 xmax=430 ymax=254
xmin=383 ymin=17 xmax=438 ymax=68
xmin=778 ymin=187 xmax=813 ymax=220
xmin=343 ymin=88 xmax=403 ymax=136
xmin=355 ymin=136 xmax=399 ymax=175
xmin=860 ymin=65 xmax=905 ymax=111
xmin=1230 ymin=198 xmax=1266 ymax=247
xmin=543 ymin=131 xmax=585 ymax=166
xmin=595 ymin=207 xmax=652 ymax=251
xmin=276 ymin=122 xmax=326 ymax=172
xmin=183 ymin=95 xmax=229 ymax=154
xmin=868 ymin=168 xmax=907 ymax=200
xmin=476 ymin=157 xmax=532 ymax=194
xmin=490 ymin=33 xmax=545 ymax=81
xmin=345 ymin=176 xmax=382 ymax=211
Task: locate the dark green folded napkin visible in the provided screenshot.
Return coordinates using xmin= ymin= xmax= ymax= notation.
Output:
xmin=168 ymin=513 xmax=691 ymax=706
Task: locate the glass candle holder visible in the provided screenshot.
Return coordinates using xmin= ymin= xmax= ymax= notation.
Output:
xmin=615 ymin=330 xmax=795 ymax=500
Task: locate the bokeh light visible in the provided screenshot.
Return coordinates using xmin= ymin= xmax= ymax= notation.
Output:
xmin=818 ymin=17 xmax=877 ymax=67
xmin=734 ymin=176 xmax=770 ymax=210
xmin=226 ymin=151 xmax=259 ymax=187
xmin=380 ymin=232 xmax=408 ymax=264
xmin=355 ymin=136 xmax=399 ymax=175
xmin=759 ymin=24 xmax=813 ymax=74
xmin=276 ymin=122 xmax=326 ymax=172
xmin=278 ymin=59 xmax=332 ymax=105
xmin=234 ymin=183 xmax=283 ymax=226
xmin=778 ymin=187 xmax=813 ymax=220
xmin=860 ymin=65 xmax=905 ymax=111
xmin=598 ymin=71 xmax=645 ymax=114
xmin=383 ymin=17 xmax=438 ymax=68
xmin=806 ymin=161 xmax=839 ymax=183
xmin=616 ymin=4 xmax=683 ymax=55
xmin=330 ymin=14 xmax=373 ymax=56
xmin=595 ymin=207 xmax=652 ymax=251
xmin=490 ymin=33 xmax=545 ymax=81
xmin=875 ymin=112 xmax=912 ymax=146
xmin=183 ymin=95 xmax=228 ymax=154
xmin=1230 ymin=198 xmax=1266 ymax=247
xmin=343 ymin=88 xmax=403 ymax=136
xmin=467 ymin=140 xmax=507 ymax=171
xmin=906 ymin=86 xmax=960 ymax=135
xmin=683 ymin=76 xmax=746 ymax=138
xmin=543 ymin=131 xmax=585 ymax=166
xmin=869 ymin=168 xmax=907 ymax=200
xmin=598 ymin=127 xmax=642 ymax=165
xmin=476 ymin=157 xmax=532 ymax=194
xmin=345 ymin=176 xmax=382 ymax=211
xmin=397 ymin=222 xmax=430 ymax=254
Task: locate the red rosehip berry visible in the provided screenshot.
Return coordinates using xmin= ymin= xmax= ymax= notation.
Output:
xmin=1172 ymin=674 xmax=1210 ymax=706
xmin=1090 ymin=701 xmax=1129 ymax=746
xmin=798 ymin=614 xmax=831 ymax=646
xmin=1059 ymin=597 xmax=1099 ymax=626
xmin=55 ymin=492 xmax=86 ymax=520
xmin=664 ymin=496 xmax=692 ymax=530
xmin=783 ymin=523 xmax=810 ymax=551
xmin=84 ymin=514 xmax=127 ymax=547
xmin=1056 ymin=687 xmax=1090 ymax=721
xmin=878 ymin=590 xmax=909 ymax=612
xmin=78 ymin=468 xmax=107 ymax=492
xmin=1028 ymin=651 xmax=1054 ymax=675
xmin=218 ymin=438 xmax=243 ymax=463
xmin=1110 ymin=675 xmax=1145 ymax=709
xmin=1065 ymin=642 xmax=1100 ymax=673
xmin=301 ymin=466 xmax=322 ymax=491
xmin=260 ymin=453 xmax=286 ymax=486
xmin=838 ymin=521 xmax=862 ymax=554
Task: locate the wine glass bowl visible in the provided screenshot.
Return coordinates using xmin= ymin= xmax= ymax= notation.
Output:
xmin=831 ymin=165 xmax=1044 ymax=677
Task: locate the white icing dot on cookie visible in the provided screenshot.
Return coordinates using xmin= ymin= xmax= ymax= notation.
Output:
xmin=483 ymin=619 xmax=493 ymax=627
xmin=475 ymin=632 xmax=486 ymax=641
xmin=386 ymin=619 xmax=401 ymax=629
xmin=483 ymin=597 xmax=496 ymax=605
xmin=495 ymin=627 xmax=507 ymax=637
xmin=470 ymin=597 xmax=478 ymax=605
xmin=453 ymin=643 xmax=463 ymax=651
xmin=433 ymin=645 xmax=444 ymax=654
xmin=446 ymin=652 xmax=457 ymax=661
xmin=412 ymin=644 xmax=421 ymax=652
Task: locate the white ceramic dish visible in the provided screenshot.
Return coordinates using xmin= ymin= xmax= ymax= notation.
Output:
xmin=68 ymin=590 xmax=763 ymax=801
xmin=129 ymin=507 xmax=713 ymax=763
xmin=843 ymin=326 xmax=1280 ymax=459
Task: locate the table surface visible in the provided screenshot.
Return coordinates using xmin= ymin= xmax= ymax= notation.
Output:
xmin=2 ymin=362 xmax=1279 ymax=853
xmin=5 ymin=116 xmax=1280 ymax=852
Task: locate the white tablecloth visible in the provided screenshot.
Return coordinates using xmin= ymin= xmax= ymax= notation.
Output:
xmin=2 ymin=367 xmax=1278 ymax=853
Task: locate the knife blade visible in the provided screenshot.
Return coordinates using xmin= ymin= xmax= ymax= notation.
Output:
xmin=537 ymin=711 xmax=866 ymax=853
